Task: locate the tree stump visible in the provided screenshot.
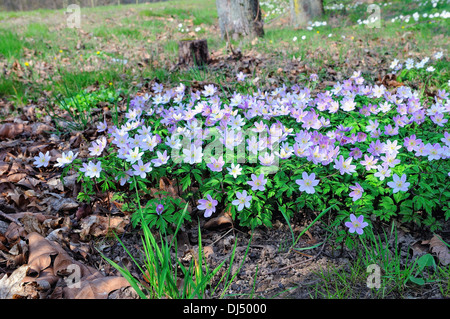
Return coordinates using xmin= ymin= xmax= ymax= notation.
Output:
xmin=178 ymin=39 xmax=209 ymax=68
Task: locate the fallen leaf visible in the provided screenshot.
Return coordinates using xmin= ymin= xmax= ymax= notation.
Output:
xmin=0 ymin=123 xmax=25 ymax=140
xmin=79 ymin=215 xmax=129 ymax=241
xmin=62 ymin=276 xmax=130 ymax=299
xmin=0 ymin=265 xmax=29 ymax=299
xmin=424 ymin=235 xmax=450 ymax=266
xmin=204 ymin=206 xmax=233 ymax=230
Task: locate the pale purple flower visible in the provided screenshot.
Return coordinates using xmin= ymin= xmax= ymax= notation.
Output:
xmin=441 ymin=132 xmax=450 ymax=147
xmin=151 ymin=150 xmax=170 ymax=167
xmin=295 ymin=172 xmax=319 ymax=194
xmin=232 ymin=190 xmax=252 ymax=211
xmin=404 ymin=135 xmax=422 ymax=152
xmin=236 ymin=71 xmax=246 ymax=82
xmin=374 ymin=164 xmax=391 ymax=181
xmin=197 ymin=194 xmax=218 ymax=218
xmin=425 ymin=143 xmax=443 ymax=161
xmin=207 ymin=156 xmax=225 ymax=172
xmin=202 ymin=84 xmax=217 ymax=97
xmin=380 ymin=153 xmax=401 ymax=168
xmin=387 ymin=174 xmax=410 ymax=193
xmin=132 ymin=160 xmax=152 ymax=179
xmin=116 ymin=169 xmax=132 ymax=186
xmin=247 ymin=173 xmax=267 ymax=192
xmin=384 ymin=124 xmax=399 ymax=136
xmin=431 ymin=113 xmax=448 ymax=127
xmin=367 ymin=140 xmax=385 ymax=156
xmin=156 ymin=204 xmax=164 ymax=215
xmin=88 ymin=136 xmax=107 ymax=156
xmin=349 ymin=147 xmax=363 ymax=160
xmin=259 ymin=152 xmax=275 ymax=166
xmin=360 ymin=154 xmax=378 ymax=171
xmin=349 ymin=183 xmax=364 ymax=201
xmin=183 ymin=144 xmax=203 ymax=164
xmin=227 ymin=163 xmax=242 ymax=178
xmin=97 ymin=120 xmax=108 ymax=133
xmin=384 ymin=139 xmax=401 ymax=156
xmin=333 ymin=155 xmax=356 ymax=175
xmin=345 ymin=214 xmax=369 ymax=235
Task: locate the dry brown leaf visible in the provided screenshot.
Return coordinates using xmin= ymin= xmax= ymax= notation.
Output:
xmin=30 ymin=122 xmax=54 ymax=136
xmin=26 ymin=232 xmax=60 ymax=276
xmin=24 ymin=232 xmax=101 ymax=298
xmin=0 ymin=161 xmax=9 ymax=175
xmin=381 ymin=73 xmax=404 ymax=88
xmin=0 ymin=123 xmax=25 ymax=140
xmin=0 ymin=265 xmax=29 ymax=299
xmin=62 ymin=276 xmax=130 ymax=299
xmin=79 ymin=215 xmax=129 ymax=241
xmin=21 ymin=214 xmax=46 ymax=236
xmin=424 ymin=235 xmax=450 ymax=266
xmin=204 ymin=206 xmax=233 ymax=230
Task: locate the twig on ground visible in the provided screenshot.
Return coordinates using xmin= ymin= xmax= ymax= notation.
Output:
xmin=0 ymin=210 xmax=24 ymax=227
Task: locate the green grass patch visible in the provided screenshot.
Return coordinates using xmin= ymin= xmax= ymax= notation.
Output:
xmin=0 ymin=29 xmax=23 ymax=59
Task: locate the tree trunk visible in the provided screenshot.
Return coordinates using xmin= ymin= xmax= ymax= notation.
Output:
xmin=216 ymin=0 xmax=264 ymax=40
xmin=290 ymin=0 xmax=323 ymax=28
xmin=178 ymin=39 xmax=209 ymax=68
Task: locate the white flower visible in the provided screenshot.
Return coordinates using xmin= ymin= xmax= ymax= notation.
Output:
xmin=55 ymin=151 xmax=78 ymax=168
xmin=33 ymin=151 xmax=51 ymax=168
xmin=80 ymin=161 xmax=102 ymax=179
xmin=182 ymin=144 xmax=203 ymax=164
xmin=125 ymin=147 xmax=143 ymax=164
xmin=434 ymin=51 xmax=443 ymax=59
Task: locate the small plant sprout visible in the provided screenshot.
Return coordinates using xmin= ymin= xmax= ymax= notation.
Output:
xmin=345 ymin=214 xmax=369 ymax=235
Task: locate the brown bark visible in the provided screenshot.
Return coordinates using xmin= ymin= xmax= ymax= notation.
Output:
xmin=290 ymin=0 xmax=323 ymax=28
xmin=216 ymin=0 xmax=264 ymax=40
